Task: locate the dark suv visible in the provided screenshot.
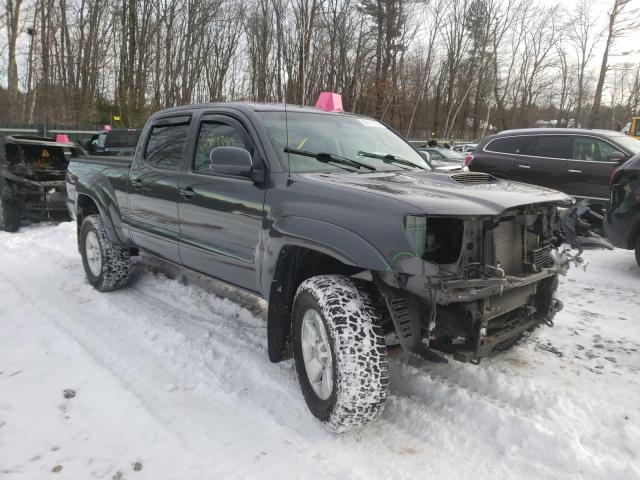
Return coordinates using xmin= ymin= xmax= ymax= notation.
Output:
xmin=467 ymin=129 xmax=640 ymax=201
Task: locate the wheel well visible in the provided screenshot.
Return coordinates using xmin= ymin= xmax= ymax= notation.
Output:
xmin=76 ymin=194 xmax=100 ymax=250
xmin=77 ymin=194 xmax=100 ymax=224
xmin=267 ymin=246 xmax=366 ymax=363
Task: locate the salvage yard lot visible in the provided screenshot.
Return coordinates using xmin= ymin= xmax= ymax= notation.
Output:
xmin=1 ymin=222 xmax=639 ymax=480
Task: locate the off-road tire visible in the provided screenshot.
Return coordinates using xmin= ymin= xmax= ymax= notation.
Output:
xmin=292 ymin=275 xmax=389 ymax=433
xmin=80 ymin=214 xmax=131 ymax=291
xmin=0 ymin=193 xmax=21 ymax=232
xmin=635 ymin=237 xmax=640 ymax=268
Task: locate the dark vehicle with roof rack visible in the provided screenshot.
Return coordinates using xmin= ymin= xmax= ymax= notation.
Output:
xmin=466 ymin=128 xmax=640 ymax=202
xmin=0 ymin=134 xmax=85 ymax=231
xmin=66 ymin=101 xmax=584 ymax=432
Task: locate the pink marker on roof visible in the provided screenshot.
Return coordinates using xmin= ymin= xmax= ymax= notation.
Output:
xmin=315 ymin=92 xmax=344 ymax=112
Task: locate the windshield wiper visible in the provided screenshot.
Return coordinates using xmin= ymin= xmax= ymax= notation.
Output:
xmin=285 ymin=146 xmax=377 ymax=171
xmin=357 ymin=151 xmax=426 ymax=170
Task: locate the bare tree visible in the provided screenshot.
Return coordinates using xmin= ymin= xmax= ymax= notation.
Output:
xmin=588 ymin=0 xmax=640 ymax=128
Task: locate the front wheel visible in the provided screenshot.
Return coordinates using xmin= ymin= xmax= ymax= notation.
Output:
xmin=292 ymin=275 xmax=389 ymax=433
xmin=80 ymin=214 xmax=131 ymax=291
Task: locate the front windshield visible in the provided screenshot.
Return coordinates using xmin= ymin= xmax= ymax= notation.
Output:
xmin=612 ymin=134 xmax=640 ymax=156
xmin=257 ymin=111 xmax=430 ymax=172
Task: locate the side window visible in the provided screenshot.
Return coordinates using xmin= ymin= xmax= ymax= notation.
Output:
xmin=531 ymin=136 xmax=571 ymax=159
xmin=144 ymin=116 xmax=191 ymax=170
xmin=572 ymin=137 xmax=619 ymax=162
xmin=485 ymin=136 xmax=534 ymax=154
xmin=194 ymin=121 xmax=250 ymax=173
xmin=634 ymin=120 xmax=640 ymax=137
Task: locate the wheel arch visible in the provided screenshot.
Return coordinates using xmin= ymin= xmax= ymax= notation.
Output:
xmin=262 ymin=217 xmax=392 ymax=363
xmin=75 ymin=192 xmax=125 ymax=250
xmin=265 ymin=244 xmax=376 ymax=363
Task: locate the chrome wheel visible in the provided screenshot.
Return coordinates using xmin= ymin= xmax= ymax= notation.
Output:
xmin=85 ymin=230 xmax=103 ymax=277
xmin=301 ymin=308 xmax=333 ymax=400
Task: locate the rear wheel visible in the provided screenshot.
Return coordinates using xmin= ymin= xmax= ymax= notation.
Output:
xmin=635 ymin=237 xmax=640 ymax=268
xmin=292 ymin=275 xmax=389 ymax=433
xmin=80 ymin=214 xmax=131 ymax=291
xmin=0 ymin=194 xmax=21 ymax=232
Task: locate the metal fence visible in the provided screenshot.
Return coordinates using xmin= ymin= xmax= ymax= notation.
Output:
xmin=0 ymin=123 xmax=107 ymax=146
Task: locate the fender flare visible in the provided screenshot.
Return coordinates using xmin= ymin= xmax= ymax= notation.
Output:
xmin=75 ymin=184 xmax=127 ymax=246
xmin=267 ymin=216 xmax=390 ymax=274
xmin=261 ymin=216 xmax=391 ymax=363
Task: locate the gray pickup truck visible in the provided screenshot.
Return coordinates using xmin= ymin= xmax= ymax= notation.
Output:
xmin=66 ymin=103 xmax=578 ymax=432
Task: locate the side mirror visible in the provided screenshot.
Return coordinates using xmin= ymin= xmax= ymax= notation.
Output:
xmin=209 ymin=147 xmax=253 ymax=176
xmin=608 ymin=151 xmax=627 ymax=163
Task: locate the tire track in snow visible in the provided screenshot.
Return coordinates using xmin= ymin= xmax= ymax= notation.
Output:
xmin=0 ymin=270 xmax=348 ymax=480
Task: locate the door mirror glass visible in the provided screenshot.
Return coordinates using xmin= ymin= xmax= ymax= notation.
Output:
xmin=209 ymin=147 xmax=253 ymax=176
xmin=607 ymin=151 xmax=627 ymax=163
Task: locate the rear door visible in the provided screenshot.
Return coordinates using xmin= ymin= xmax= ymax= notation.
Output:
xmin=127 ymin=115 xmax=191 ymax=263
xmin=177 ymin=113 xmax=266 ymax=292
xmin=566 ymin=135 xmax=624 ymax=200
xmin=526 ymin=135 xmax=572 ymax=193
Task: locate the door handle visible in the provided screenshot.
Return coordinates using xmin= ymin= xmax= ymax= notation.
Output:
xmin=518 ymin=164 xmax=531 ymax=169
xmin=131 ymin=178 xmax=143 ymax=189
xmin=567 ymin=169 xmax=582 ymax=174
xmin=179 ymin=186 xmax=196 ymax=200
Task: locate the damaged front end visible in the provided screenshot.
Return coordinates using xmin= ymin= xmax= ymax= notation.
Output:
xmin=0 ymin=136 xmax=79 ymax=221
xmin=375 ymin=203 xmax=584 ymax=364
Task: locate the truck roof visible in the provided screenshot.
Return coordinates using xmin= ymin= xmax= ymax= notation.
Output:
xmin=153 ymin=102 xmax=358 ymax=118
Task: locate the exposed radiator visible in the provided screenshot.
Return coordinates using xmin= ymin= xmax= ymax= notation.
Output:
xmin=528 ymin=246 xmax=553 ymax=269
xmin=490 ymin=219 xmax=524 ymax=275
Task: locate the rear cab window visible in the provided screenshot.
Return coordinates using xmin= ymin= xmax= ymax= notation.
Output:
xmin=144 ymin=115 xmax=191 ymax=170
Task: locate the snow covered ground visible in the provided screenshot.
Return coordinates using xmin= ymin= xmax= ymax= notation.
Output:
xmin=1 ymin=222 xmax=639 ymax=480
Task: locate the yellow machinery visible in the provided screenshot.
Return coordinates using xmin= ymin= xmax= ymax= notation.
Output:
xmin=629 ymin=117 xmax=640 ymax=139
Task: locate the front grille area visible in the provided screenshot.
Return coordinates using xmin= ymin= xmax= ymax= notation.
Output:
xmin=450 ymin=172 xmax=493 ymax=184
xmin=489 ymin=219 xmax=524 ymax=275
xmin=529 ymin=246 xmax=553 ymax=269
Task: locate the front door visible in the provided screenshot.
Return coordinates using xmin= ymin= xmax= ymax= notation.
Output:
xmin=177 ymin=114 xmax=266 ymax=292
xmin=567 ymin=136 xmax=623 ymax=201
xmin=128 ymin=115 xmax=191 ymax=263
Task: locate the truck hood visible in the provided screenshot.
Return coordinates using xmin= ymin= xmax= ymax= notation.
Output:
xmin=302 ymin=170 xmax=572 ymax=216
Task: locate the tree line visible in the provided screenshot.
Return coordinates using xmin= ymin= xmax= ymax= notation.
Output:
xmin=1 ymin=0 xmax=639 ymax=140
